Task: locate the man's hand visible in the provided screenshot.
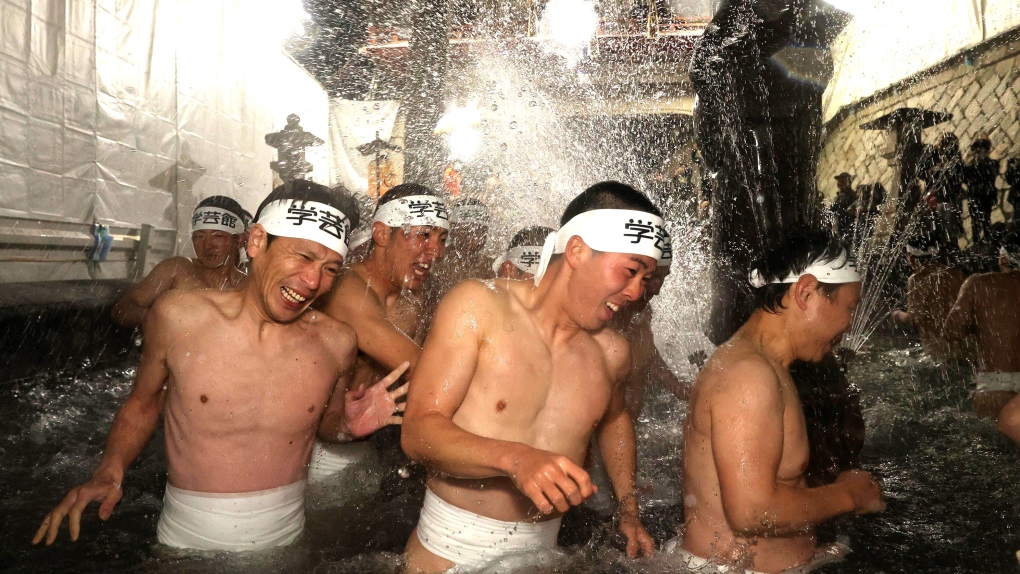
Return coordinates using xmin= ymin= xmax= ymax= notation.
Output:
xmin=32 ymin=471 xmax=123 ymax=545
xmin=344 ymin=361 xmax=410 ymax=438
xmin=505 ymin=448 xmax=596 ymax=514
xmin=618 ymin=513 xmax=655 ymax=558
xmin=836 ymin=469 xmax=886 ymax=514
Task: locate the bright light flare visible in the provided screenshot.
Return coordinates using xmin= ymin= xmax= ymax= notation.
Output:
xmin=537 ymin=0 xmax=600 ymax=67
xmin=239 ymin=0 xmax=310 ymax=50
xmin=436 ymin=102 xmax=483 ymax=162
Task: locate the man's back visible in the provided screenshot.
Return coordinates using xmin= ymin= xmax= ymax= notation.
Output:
xmin=423 ymin=278 xmax=626 ymax=522
xmin=950 ymin=272 xmax=1020 ymax=372
xmin=683 ymin=336 xmax=814 ymax=571
xmin=159 ymin=289 xmax=355 ymax=493
xmin=906 ymin=264 xmax=967 ymax=361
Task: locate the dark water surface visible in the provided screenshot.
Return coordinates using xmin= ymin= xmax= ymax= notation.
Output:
xmin=2 ymin=335 xmax=1019 ymax=573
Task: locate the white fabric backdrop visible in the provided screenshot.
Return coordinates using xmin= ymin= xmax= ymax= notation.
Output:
xmin=824 ymin=0 xmax=1020 ymax=122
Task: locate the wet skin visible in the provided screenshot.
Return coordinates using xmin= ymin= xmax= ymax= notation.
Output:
xmin=402 ymin=236 xmax=657 ymax=573
xmin=33 ymin=228 xmax=404 ymax=546
xmin=316 ymin=224 xmax=442 ymax=438
xmin=609 ymin=265 xmax=688 ymax=418
xmin=111 ymin=230 xmax=247 ymax=328
xmin=682 ymin=279 xmax=885 ymax=573
xmin=894 ymin=260 xmax=968 ymax=362
xmin=944 ymin=261 xmax=1020 ymax=423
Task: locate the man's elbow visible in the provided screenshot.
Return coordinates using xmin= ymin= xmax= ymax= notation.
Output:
xmin=724 ymin=502 xmax=778 ymax=537
xmin=400 ymin=415 xmax=429 ymax=462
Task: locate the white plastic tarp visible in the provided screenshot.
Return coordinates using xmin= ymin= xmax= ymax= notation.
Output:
xmin=0 ymin=0 xmax=331 ymax=276
xmin=824 ymin=0 xmax=1020 ymax=121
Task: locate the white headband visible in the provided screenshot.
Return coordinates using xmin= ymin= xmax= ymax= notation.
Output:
xmin=534 ymin=209 xmax=668 ymax=285
xmin=492 ymin=245 xmax=543 ymax=275
xmin=192 ymin=206 xmax=245 ymax=235
xmin=749 ymin=250 xmax=860 ymax=288
xmin=373 ymin=195 xmax=450 ymax=230
xmin=658 ymin=232 xmax=673 ymax=267
xmin=1001 ymin=246 xmax=1020 ymax=268
xmin=349 ymin=227 xmax=372 ymax=251
xmin=257 ymin=199 xmax=351 ymax=259
xmin=452 ymin=204 xmax=490 ymax=226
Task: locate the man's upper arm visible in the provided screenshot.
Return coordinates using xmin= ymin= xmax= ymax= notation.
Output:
xmin=131 ymin=294 xmax=179 ymax=403
xmin=709 ymin=360 xmax=785 ymax=522
xmin=123 ymin=258 xmax=185 ymax=309
xmin=943 ymin=277 xmax=976 ymax=342
xmin=324 ymin=276 xmax=421 ymax=372
xmin=404 ymin=281 xmax=488 ymax=424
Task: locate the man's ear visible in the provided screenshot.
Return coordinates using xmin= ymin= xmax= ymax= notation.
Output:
xmin=371 ymin=221 xmax=391 ymax=249
xmin=246 ymin=225 xmax=268 ymax=259
xmin=498 ymin=260 xmax=517 ymax=279
xmin=791 ymin=274 xmax=819 ymax=311
xmin=563 ymin=235 xmax=590 ymax=270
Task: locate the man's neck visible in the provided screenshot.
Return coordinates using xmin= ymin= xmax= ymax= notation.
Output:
xmin=194 ymin=259 xmax=238 ymax=289
xmin=740 ymin=310 xmax=799 ymax=368
xmin=360 ymin=251 xmax=403 ymax=302
xmin=527 ymin=261 xmax=588 ymax=342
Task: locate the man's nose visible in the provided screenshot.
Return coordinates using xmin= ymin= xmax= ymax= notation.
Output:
xmin=622 ymin=276 xmax=645 ymax=302
xmin=300 ymin=266 xmax=322 ymax=291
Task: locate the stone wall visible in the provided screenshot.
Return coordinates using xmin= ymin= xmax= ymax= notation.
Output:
xmin=818 ymin=29 xmax=1020 ymax=225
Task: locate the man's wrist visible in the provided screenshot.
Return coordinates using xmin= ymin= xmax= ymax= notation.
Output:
xmin=336 ymin=419 xmax=356 ymax=442
xmin=93 ymin=463 xmax=125 ymax=485
xmin=496 ymin=443 xmax=529 ymax=477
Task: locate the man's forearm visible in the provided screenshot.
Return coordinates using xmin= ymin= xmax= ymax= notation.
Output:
xmin=402 ymin=412 xmax=530 ymax=479
xmin=596 ymin=410 xmax=640 ymax=517
xmin=111 ymin=300 xmax=147 ymax=329
xmin=94 ymin=396 xmax=162 ymax=482
xmin=731 ymin=482 xmax=855 ymax=537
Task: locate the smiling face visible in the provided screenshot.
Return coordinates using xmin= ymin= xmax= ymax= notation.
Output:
xmin=375 ymin=223 xmax=448 ymax=291
xmin=191 ymin=230 xmax=241 ymax=270
xmin=800 ymin=281 xmax=861 ymax=362
xmin=246 ymin=226 xmax=344 ymax=323
xmin=564 ymin=238 xmax=658 ymax=331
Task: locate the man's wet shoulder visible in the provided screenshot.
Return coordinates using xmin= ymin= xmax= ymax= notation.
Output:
xmin=299 ymin=309 xmax=357 ymax=352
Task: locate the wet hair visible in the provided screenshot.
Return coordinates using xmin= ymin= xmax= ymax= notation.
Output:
xmin=1003 ymin=231 xmax=1020 ymax=255
xmin=196 ymin=195 xmax=246 ymax=221
xmin=508 ymin=225 xmax=554 ymax=249
xmin=748 ymin=230 xmax=851 ymax=314
xmin=560 ymin=181 xmax=662 ymax=225
xmin=254 ymin=180 xmax=360 ymax=248
xmin=255 ymin=180 xmax=360 ymax=229
xmin=905 ymin=233 xmax=944 ymax=264
xmin=970 ymin=138 xmax=992 ymax=153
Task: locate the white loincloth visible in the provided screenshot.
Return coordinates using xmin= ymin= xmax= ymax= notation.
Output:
xmin=663 ymin=538 xmax=849 ymax=574
xmin=416 ymin=488 xmax=561 ymax=570
xmin=975 ymin=372 xmax=1020 ymax=393
xmin=307 ymin=439 xmax=372 ymax=483
xmin=156 ymin=480 xmax=305 ymax=551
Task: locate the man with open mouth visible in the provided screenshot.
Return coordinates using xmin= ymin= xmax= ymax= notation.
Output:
xmin=314 ymin=183 xmax=449 ymax=483
xmin=402 ymin=181 xmax=660 ymax=572
xmin=34 ymin=180 xmax=407 ymax=551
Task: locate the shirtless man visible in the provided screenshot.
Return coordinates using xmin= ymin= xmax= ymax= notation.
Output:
xmin=609 ymin=231 xmax=688 ymax=418
xmin=422 ymin=198 xmax=494 ymax=322
xmin=111 ymin=195 xmax=249 ymax=327
xmin=679 ymin=231 xmax=885 ymax=573
xmin=944 ymin=234 xmax=1020 ymax=443
xmin=34 ymin=181 xmax=406 ymax=550
xmin=492 ymin=225 xmax=552 ymax=281
xmin=312 ymin=184 xmax=449 ymax=482
xmin=891 ymin=238 xmax=969 ymax=362
xmin=402 ymin=181 xmax=660 ymax=573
